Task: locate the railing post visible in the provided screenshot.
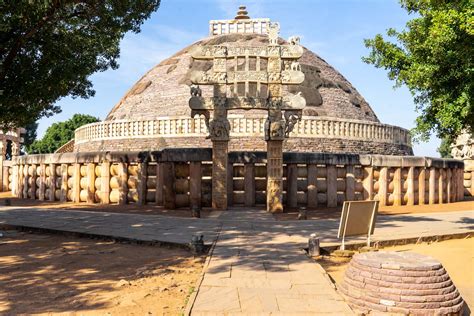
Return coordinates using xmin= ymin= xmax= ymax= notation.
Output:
xmin=86 ymin=163 xmax=95 ymax=203
xmin=49 ymin=163 xmax=56 ymax=201
xmin=457 ymin=167 xmax=464 ymax=201
xmin=419 ymin=168 xmax=426 ymax=205
xmin=101 ymin=161 xmax=110 ymax=204
xmin=163 ymin=162 xmax=176 ymax=209
xmin=378 ymin=167 xmax=388 ymax=206
xmin=307 ymin=164 xmax=318 ymax=208
xmin=406 ymin=167 xmax=415 ymax=206
xmin=287 ymin=164 xmax=298 ymax=209
xmin=23 ymin=164 xmax=29 ymax=199
xmin=118 ymin=162 xmax=128 ymax=205
xmin=73 ymin=163 xmax=81 ymax=203
xmin=227 ymin=161 xmax=233 ymax=207
xmin=438 ymin=169 xmax=445 ymax=203
xmin=2 ymin=164 xmax=8 ymax=192
xmin=137 ymin=161 xmax=147 ymax=205
xmin=39 ymin=164 xmax=46 ymax=201
xmin=190 ymin=161 xmax=202 ymax=209
xmin=429 ymin=167 xmax=436 ymax=204
xmin=346 ymin=165 xmax=355 ymax=202
xmin=30 ymin=164 xmax=36 ymax=200
xmin=60 ymin=164 xmax=68 ymax=202
xmin=446 ymin=168 xmax=452 ymax=203
xmin=393 ymin=167 xmax=402 ymax=206
xmin=326 ymin=165 xmax=337 ymax=207
xmin=155 ymin=163 xmax=163 ymax=206
xmin=363 ymin=167 xmax=374 ymax=200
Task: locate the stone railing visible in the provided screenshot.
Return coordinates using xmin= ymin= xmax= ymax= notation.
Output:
xmin=2 ymin=150 xmax=466 ymax=209
xmin=209 ymin=18 xmax=270 ymax=36
xmin=75 ymin=117 xmax=411 ymax=146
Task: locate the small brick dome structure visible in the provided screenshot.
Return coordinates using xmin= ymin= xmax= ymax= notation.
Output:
xmin=340 ymin=251 xmax=464 ymax=315
xmin=74 ymin=16 xmax=412 ymax=155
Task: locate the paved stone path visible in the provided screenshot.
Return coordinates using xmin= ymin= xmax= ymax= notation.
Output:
xmin=0 ymin=207 xmax=222 ymax=246
xmin=1 ymin=207 xmax=471 ymax=248
xmin=190 ymin=219 xmax=353 ymax=315
xmin=0 ymin=206 xmax=472 ymax=315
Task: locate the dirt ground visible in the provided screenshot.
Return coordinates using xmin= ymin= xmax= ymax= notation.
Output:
xmin=0 ymin=229 xmax=204 ymax=315
xmin=1 ymin=192 xmax=472 ymax=221
xmin=275 ymin=198 xmax=474 ymax=220
xmin=318 ymin=237 xmax=474 ymax=313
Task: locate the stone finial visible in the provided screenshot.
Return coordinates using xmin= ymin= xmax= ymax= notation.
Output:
xmin=235 ymin=5 xmax=250 ymax=19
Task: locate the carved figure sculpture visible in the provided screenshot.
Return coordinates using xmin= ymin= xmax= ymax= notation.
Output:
xmin=209 ymin=117 xmax=231 ymax=140
xmin=285 ymin=92 xmax=306 ymax=109
xmin=284 ymin=111 xmax=301 ymax=137
xmin=290 ymin=61 xmax=301 ymax=71
xmin=288 ymin=35 xmax=300 ymax=45
xmin=451 ymin=130 xmax=474 ymax=159
xmin=268 ymin=22 xmax=280 ymax=45
xmin=190 ymin=84 xmax=202 ymax=97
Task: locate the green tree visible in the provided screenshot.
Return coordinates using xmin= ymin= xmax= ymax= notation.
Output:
xmin=0 ymin=0 xmax=160 ymax=129
xmin=27 ymin=114 xmax=99 ymax=153
xmin=437 ymin=137 xmax=453 ymax=158
xmin=363 ymin=0 xmax=473 ymax=142
xmin=22 ymin=122 xmax=38 ymax=153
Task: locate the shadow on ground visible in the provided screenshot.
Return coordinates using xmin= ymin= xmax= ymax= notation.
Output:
xmin=0 ymin=230 xmax=200 ymax=315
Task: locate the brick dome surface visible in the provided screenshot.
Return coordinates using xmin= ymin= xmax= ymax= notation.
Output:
xmin=74 ymin=33 xmax=412 ymax=155
xmin=106 ymin=34 xmax=379 ymax=122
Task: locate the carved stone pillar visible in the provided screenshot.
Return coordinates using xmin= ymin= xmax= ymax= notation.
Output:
xmin=266 ymin=101 xmax=285 ymax=212
xmin=210 ymin=105 xmax=230 ymax=210
xmin=266 ymin=139 xmax=283 ymax=213
xmin=212 ymin=140 xmax=228 ymax=209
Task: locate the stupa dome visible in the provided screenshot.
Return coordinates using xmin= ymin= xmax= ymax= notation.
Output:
xmin=74 ymin=11 xmax=412 ymax=155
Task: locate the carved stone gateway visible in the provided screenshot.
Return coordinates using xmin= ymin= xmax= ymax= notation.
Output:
xmin=188 ymin=18 xmax=306 ymax=212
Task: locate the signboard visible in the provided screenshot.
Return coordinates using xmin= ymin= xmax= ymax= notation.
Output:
xmin=337 ymin=200 xmax=379 ymax=250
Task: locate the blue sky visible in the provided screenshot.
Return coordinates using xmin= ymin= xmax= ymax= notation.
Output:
xmin=38 ymin=0 xmax=441 ymax=157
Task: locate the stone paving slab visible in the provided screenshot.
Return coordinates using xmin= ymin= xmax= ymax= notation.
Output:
xmin=190 ymin=226 xmax=354 ymax=314
xmin=0 ymin=207 xmax=222 ymax=246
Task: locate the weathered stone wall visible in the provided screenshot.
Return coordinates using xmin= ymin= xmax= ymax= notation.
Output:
xmin=464 ymin=159 xmax=474 ymax=198
xmin=5 ymin=150 xmax=464 ymax=210
xmin=75 ymin=136 xmax=412 ymax=156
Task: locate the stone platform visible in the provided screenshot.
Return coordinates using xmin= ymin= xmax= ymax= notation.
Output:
xmin=340 ymin=251 xmax=465 ymax=315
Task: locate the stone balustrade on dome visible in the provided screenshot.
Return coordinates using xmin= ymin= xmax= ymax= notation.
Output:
xmin=74 ymin=116 xmax=411 ymax=152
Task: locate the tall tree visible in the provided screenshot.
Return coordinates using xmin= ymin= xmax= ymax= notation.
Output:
xmin=27 ymin=114 xmax=99 ymax=153
xmin=22 ymin=122 xmax=38 ymax=153
xmin=437 ymin=137 xmax=453 ymax=158
xmin=0 ymin=0 xmax=160 ymax=128
xmin=363 ymin=0 xmax=473 ymax=142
